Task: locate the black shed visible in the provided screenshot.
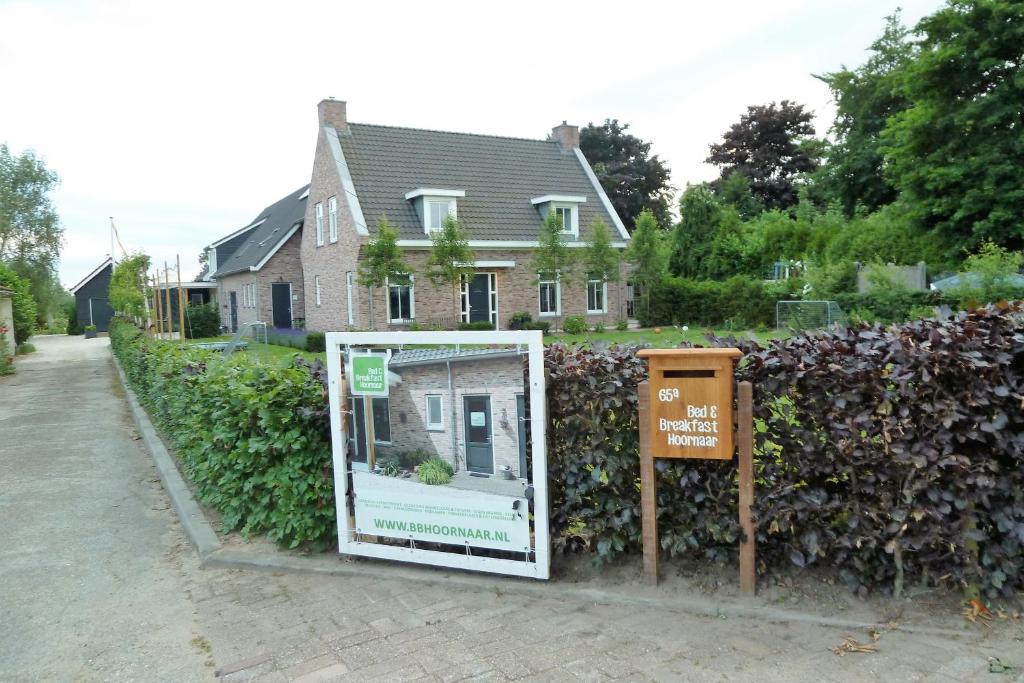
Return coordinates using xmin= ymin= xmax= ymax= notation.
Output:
xmin=70 ymin=258 xmax=115 ymax=332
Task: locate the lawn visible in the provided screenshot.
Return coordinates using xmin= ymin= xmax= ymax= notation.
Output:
xmin=165 ymin=326 xmax=786 ymax=369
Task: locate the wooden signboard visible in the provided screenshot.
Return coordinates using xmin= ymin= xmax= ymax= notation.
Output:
xmin=639 ymin=348 xmax=740 ymax=460
xmin=636 ymin=348 xmax=755 ymax=596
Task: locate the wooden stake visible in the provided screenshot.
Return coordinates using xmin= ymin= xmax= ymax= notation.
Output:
xmin=176 ymin=254 xmax=186 ymax=343
xmin=364 ymin=395 xmax=376 ymax=471
xmin=638 ymin=380 xmax=658 ymax=585
xmin=152 ymin=275 xmax=162 ymax=338
xmin=737 ymin=380 xmax=756 ymax=596
xmin=163 ymin=262 xmax=171 ymax=339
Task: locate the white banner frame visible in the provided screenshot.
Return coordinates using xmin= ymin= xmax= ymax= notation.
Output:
xmin=326 ymin=330 xmax=550 ymax=580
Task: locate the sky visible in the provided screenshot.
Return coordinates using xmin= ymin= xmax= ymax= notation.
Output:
xmin=0 ymin=0 xmax=945 ymax=289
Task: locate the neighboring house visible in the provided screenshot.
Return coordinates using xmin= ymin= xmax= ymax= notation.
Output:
xmin=152 ymin=281 xmax=218 ymax=332
xmin=70 ymin=258 xmax=115 ymax=332
xmin=348 ymin=348 xmax=529 ymax=478
xmin=302 ymin=99 xmax=631 ymax=332
xmin=208 ymin=185 xmax=309 ymax=332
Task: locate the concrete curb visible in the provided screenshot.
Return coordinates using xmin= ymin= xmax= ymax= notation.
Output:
xmin=111 ymin=351 xmax=222 ymax=560
xmin=111 ymin=348 xmax=972 ymax=641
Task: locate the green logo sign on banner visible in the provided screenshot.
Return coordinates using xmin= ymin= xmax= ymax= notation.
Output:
xmin=350 ymin=353 xmax=389 ymax=396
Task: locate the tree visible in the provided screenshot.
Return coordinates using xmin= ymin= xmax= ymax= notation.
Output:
xmin=530 ymin=212 xmax=576 ymax=327
xmin=357 ymin=216 xmax=410 ymax=327
xmin=706 ymin=101 xmax=820 ymax=210
xmin=424 ymin=215 xmax=475 ymax=322
xmin=816 ymin=12 xmax=915 ymax=216
xmin=108 ymin=253 xmax=151 ymax=320
xmin=579 ymin=119 xmax=672 ymax=228
xmin=0 ymin=144 xmax=63 ymax=274
xmin=0 ymin=262 xmax=37 ymax=344
xmin=880 ymin=0 xmax=1024 ymax=252
xmin=669 ymin=185 xmax=721 ymax=278
xmin=715 ymin=171 xmax=763 ymax=220
xmin=624 ymin=209 xmax=667 ymax=318
xmin=581 ymin=220 xmax=621 ymax=283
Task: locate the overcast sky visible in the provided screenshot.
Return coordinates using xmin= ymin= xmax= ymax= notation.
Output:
xmin=0 ymin=0 xmax=944 ymax=288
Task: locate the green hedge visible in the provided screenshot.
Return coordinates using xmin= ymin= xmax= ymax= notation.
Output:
xmin=111 ymin=321 xmax=335 ymax=548
xmin=833 ymin=290 xmax=953 ymax=324
xmin=640 ymin=276 xmax=797 ymax=329
xmin=184 ymin=303 xmax=220 ymax=338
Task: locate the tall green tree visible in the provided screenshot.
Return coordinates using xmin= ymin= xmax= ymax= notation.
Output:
xmin=531 ymin=211 xmax=576 ymax=281
xmin=424 ymin=215 xmax=475 ymax=322
xmin=715 ymin=171 xmax=763 ymax=220
xmin=625 ymin=209 xmax=667 ymax=318
xmin=581 ymin=219 xmax=621 ymax=284
xmin=706 ymin=101 xmax=820 ymax=210
xmin=357 ymin=216 xmax=410 ymax=326
xmin=108 ymin=252 xmax=151 ymax=320
xmin=816 ymin=12 xmax=915 ymax=216
xmin=881 ymin=0 xmax=1024 ymax=252
xmin=579 ymin=119 xmax=672 ymax=228
xmin=669 ymin=185 xmax=721 ymax=278
xmin=0 ymin=144 xmax=63 ymax=270
xmin=0 ymin=262 xmax=37 ymax=344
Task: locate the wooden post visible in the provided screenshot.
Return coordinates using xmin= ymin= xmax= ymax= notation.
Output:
xmin=152 ymin=275 xmax=162 ymax=338
xmin=638 ymin=380 xmax=658 ymax=585
xmin=176 ymin=254 xmax=186 ymax=343
xmin=737 ymin=381 xmax=756 ymax=596
xmin=163 ymin=263 xmax=171 ymax=338
xmin=363 ymin=395 xmax=376 ymax=471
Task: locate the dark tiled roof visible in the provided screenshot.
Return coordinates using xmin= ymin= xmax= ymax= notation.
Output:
xmin=339 ymin=123 xmax=622 ymax=241
xmin=212 ymin=185 xmax=309 ymax=277
xmin=389 ymin=347 xmax=525 ymax=368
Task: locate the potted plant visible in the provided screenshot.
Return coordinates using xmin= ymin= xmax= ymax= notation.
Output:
xmin=84 ymin=324 xmax=97 ymax=339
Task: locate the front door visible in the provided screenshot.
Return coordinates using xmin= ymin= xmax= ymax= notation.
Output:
xmin=271 ymin=283 xmax=292 ymax=328
xmin=346 ymin=398 xmax=369 ymax=471
xmin=463 ymin=395 xmax=493 ymax=474
xmin=467 ymin=274 xmax=490 ymax=324
xmin=229 ymin=292 xmax=238 ymax=332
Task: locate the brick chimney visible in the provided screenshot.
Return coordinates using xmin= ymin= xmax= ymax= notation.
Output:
xmin=551 ymin=121 xmax=579 ymax=151
xmin=318 ymin=98 xmax=348 ymax=133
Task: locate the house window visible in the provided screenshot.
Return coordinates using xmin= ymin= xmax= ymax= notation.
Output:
xmin=553 ymin=204 xmax=578 ymax=236
xmin=372 ymin=397 xmax=391 ymax=444
xmin=426 ymin=394 xmax=444 ymax=431
xmin=387 ymin=275 xmax=414 ymax=322
xmin=314 ymin=275 xmax=321 ymax=307
xmin=328 ymin=196 xmax=338 ymax=243
xmin=346 ymin=272 xmax=354 ymax=324
xmin=587 ymin=277 xmax=607 ymax=314
xmin=538 ymin=274 xmax=560 ymax=316
xmin=315 ymin=202 xmax=324 ymax=247
xmin=426 ymin=200 xmax=455 ymax=232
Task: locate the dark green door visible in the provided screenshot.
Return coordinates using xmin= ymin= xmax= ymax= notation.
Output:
xmin=468 ymin=274 xmax=490 ymax=323
xmin=463 ymin=395 xmax=493 ymax=474
xmin=346 ymin=398 xmax=368 ymax=470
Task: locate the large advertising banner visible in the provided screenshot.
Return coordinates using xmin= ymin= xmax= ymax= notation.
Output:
xmin=325 ymin=330 xmax=549 ymax=580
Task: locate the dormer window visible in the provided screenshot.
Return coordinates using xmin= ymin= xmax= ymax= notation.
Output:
xmin=531 ymin=194 xmax=586 ymax=238
xmin=404 ymin=188 xmax=466 ymax=234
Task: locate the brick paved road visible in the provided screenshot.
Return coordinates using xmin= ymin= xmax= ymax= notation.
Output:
xmin=2 ymin=336 xmax=1020 ymax=682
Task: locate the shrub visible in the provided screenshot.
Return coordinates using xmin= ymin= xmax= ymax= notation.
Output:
xmin=84 ymin=325 xmax=96 ymax=332
xmin=65 ymin=299 xmax=82 ymax=335
xmin=0 ymin=263 xmax=37 ymax=345
xmin=110 ymin=320 xmax=336 ymax=549
xmin=397 ymin=450 xmax=431 ymax=469
xmin=305 ymin=331 xmax=326 ymax=352
xmin=616 ymin=318 xmax=629 ymax=332
xmin=508 ymin=311 xmax=532 ymax=330
xmin=833 ymin=290 xmax=951 ymax=324
xmin=457 ymin=321 xmax=495 ymax=331
xmin=376 ymin=453 xmax=402 ymax=477
xmin=546 ymin=302 xmax=1024 ymax=597
xmin=16 ymin=342 xmax=35 ymax=355
xmin=641 ymin=275 xmax=784 ymax=329
xmin=184 ymin=303 xmax=220 ymax=339
xmin=0 ymin=327 xmax=13 ymax=375
xmin=418 ymin=457 xmax=454 ymax=485
xmin=592 ymin=321 xmax=606 ymax=333
xmin=523 ymin=321 xmax=550 ymax=334
xmin=562 ymin=315 xmax=588 ymax=335
xmin=266 ymin=327 xmax=308 ymax=350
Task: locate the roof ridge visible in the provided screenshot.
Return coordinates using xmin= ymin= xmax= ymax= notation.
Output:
xmin=348 ymin=121 xmax=558 ymax=146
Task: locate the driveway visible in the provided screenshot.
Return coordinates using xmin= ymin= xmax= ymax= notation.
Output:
xmin=0 ymin=335 xmax=1019 ymax=682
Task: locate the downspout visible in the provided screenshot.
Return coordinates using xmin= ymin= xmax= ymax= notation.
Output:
xmin=448 ymin=360 xmax=458 ymax=472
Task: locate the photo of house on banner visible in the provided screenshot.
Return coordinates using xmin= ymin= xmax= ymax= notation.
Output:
xmin=326 ymin=330 xmax=549 ymax=580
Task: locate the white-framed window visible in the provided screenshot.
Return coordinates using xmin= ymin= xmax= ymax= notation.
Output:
xmin=587 ymin=276 xmax=607 ymax=314
xmin=346 ymin=272 xmax=354 ymax=324
xmin=538 ymin=273 xmax=560 ymax=316
xmin=314 ymin=275 xmax=321 ymax=307
xmin=426 ymin=199 xmax=456 ymax=233
xmin=328 ymin=196 xmax=338 ymax=243
xmin=552 ymin=204 xmax=578 ymax=236
xmin=372 ymin=397 xmax=391 ymax=444
xmin=425 ymin=394 xmax=444 ymax=431
xmin=315 ymin=202 xmax=324 ymax=246
xmin=387 ymin=275 xmax=415 ymax=323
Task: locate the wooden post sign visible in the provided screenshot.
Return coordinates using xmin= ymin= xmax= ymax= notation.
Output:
xmin=636 ymin=348 xmax=756 ymax=595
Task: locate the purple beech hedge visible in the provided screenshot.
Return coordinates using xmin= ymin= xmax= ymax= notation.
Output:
xmin=114 ymin=302 xmax=1024 ymax=596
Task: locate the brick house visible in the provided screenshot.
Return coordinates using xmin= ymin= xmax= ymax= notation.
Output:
xmin=349 ymin=348 xmax=528 ymax=478
xmin=301 ymin=99 xmax=631 ymax=332
xmin=207 ymin=185 xmax=308 ymax=332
